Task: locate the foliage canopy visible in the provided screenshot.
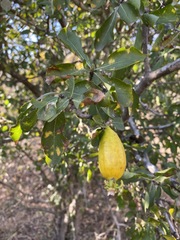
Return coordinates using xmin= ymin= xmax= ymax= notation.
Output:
xmin=0 ymin=0 xmax=180 ymax=239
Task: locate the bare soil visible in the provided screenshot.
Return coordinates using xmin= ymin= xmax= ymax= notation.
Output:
xmin=0 ymin=139 xmax=127 ymax=240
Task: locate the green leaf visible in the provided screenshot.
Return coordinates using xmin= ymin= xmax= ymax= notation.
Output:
xmin=1 ymin=0 xmax=11 ymax=12
xmin=45 ymin=154 xmax=51 ymax=165
xmin=10 ymin=124 xmax=22 ymax=142
xmin=118 ymin=3 xmax=139 ymax=24
xmin=89 ymin=105 xmax=108 ymax=124
xmin=47 ymin=98 xmax=69 ymax=122
xmin=35 ymin=95 xmax=58 ymax=121
xmin=112 ymin=117 xmax=125 ymax=131
xmin=113 ymin=67 xmax=131 ymax=80
xmin=148 ymin=218 xmax=160 ymax=227
xmin=20 ymin=108 xmax=37 ymax=132
xmin=72 ymin=81 xmax=89 ymax=108
xmin=64 ymin=78 xmax=75 ymax=98
xmin=41 ymin=113 xmax=66 ymax=164
xmin=148 ymin=183 xmax=161 ymax=208
xmin=129 ymin=0 xmax=141 ymax=9
xmin=86 ymin=169 xmax=92 ymax=182
xmin=101 ymin=107 xmax=115 ymax=118
xmin=122 ymin=171 xmax=139 ymax=182
xmin=162 ymin=185 xmax=179 ymax=200
xmin=93 ymin=72 xmax=110 ymax=85
xmin=163 ymin=235 xmax=176 ymax=240
xmin=1 ymin=125 xmax=8 ymax=132
xmin=153 ymin=5 xmax=178 ymax=24
xmin=18 ymin=102 xmax=37 ymax=132
xmin=57 ymin=97 xmax=69 ymax=112
xmin=90 ymin=0 xmax=106 ymax=8
xmin=116 ymin=83 xmax=133 ymax=107
xmin=117 ymin=195 xmax=125 ymax=209
xmin=37 ymin=102 xmax=57 ymax=121
xmin=155 ymin=168 xmax=176 ymax=177
xmin=58 ymin=28 xmax=91 ymax=67
xmin=54 ymin=0 xmax=69 ymax=9
xmin=91 ymin=73 xmax=102 ymax=86
xmin=154 ymin=176 xmax=169 ymax=183
xmin=32 ymin=94 xmax=58 ymax=109
xmin=143 ymin=191 xmax=149 ymax=211
xmin=142 ymin=13 xmax=159 ymax=27
xmin=98 ymin=47 xmax=145 ymax=71
xmin=32 ymin=94 xmax=65 ymax=122
xmin=95 ymin=8 xmax=118 ymax=51
xmin=20 ymin=29 xmax=31 ymax=34
xmin=91 ymin=105 xmax=108 ymax=124
xmin=134 ymin=23 xmax=143 ymax=50
xmin=155 ymin=186 xmax=161 ymax=201
xmin=46 ymin=63 xmax=86 ymax=78
xmin=109 ymin=78 xmax=133 ymax=107
xmin=132 ymin=90 xmax=139 ymax=113
xmin=148 ymin=183 xmax=156 ymax=207
xmin=18 ymin=101 xmax=33 ymax=118
xmin=93 ymin=115 xmax=104 ymax=125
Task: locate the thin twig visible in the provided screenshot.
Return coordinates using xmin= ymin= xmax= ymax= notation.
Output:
xmin=142 ymin=122 xmax=175 ymax=130
xmin=122 ymin=107 xmax=130 ymax=122
xmin=19 ymin=204 xmax=56 ymax=215
xmin=0 ymin=180 xmax=32 ymax=197
xmin=139 ymin=98 xmax=164 ymax=116
xmin=16 ymin=144 xmax=55 ymax=186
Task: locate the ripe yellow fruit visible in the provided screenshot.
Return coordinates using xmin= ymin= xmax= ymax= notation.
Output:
xmin=98 ymin=126 xmax=126 ymax=180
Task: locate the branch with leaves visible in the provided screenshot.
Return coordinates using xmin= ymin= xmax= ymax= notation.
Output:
xmin=128 ymin=116 xmax=180 ymax=239
xmin=1 ymin=1 xmax=180 ymax=239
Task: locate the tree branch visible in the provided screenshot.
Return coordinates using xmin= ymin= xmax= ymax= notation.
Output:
xmin=10 ymin=71 xmax=41 ymax=97
xmin=128 ymin=116 xmax=180 ymax=238
xmin=142 ymin=25 xmax=151 ymax=74
xmin=135 ymin=58 xmax=180 ymax=95
xmin=139 ymin=98 xmax=164 ymax=116
xmin=142 ymin=122 xmax=175 ymax=130
xmin=0 ymin=180 xmax=32 ymax=197
xmin=122 ymin=107 xmax=130 ymax=122
xmin=128 ymin=116 xmax=140 ymax=138
xmin=0 ymin=62 xmax=41 ymax=97
xmin=19 ymin=204 xmax=56 ymax=215
xmin=159 ymin=201 xmax=180 ymax=239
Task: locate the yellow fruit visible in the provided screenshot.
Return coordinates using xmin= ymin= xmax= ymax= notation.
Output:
xmin=98 ymin=126 xmax=126 ymax=180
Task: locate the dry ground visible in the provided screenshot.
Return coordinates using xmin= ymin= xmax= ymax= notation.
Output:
xmin=0 ymin=138 xmax=127 ymax=240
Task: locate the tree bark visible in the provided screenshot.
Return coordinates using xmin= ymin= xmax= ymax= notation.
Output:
xmin=135 ymin=58 xmax=180 ymax=95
